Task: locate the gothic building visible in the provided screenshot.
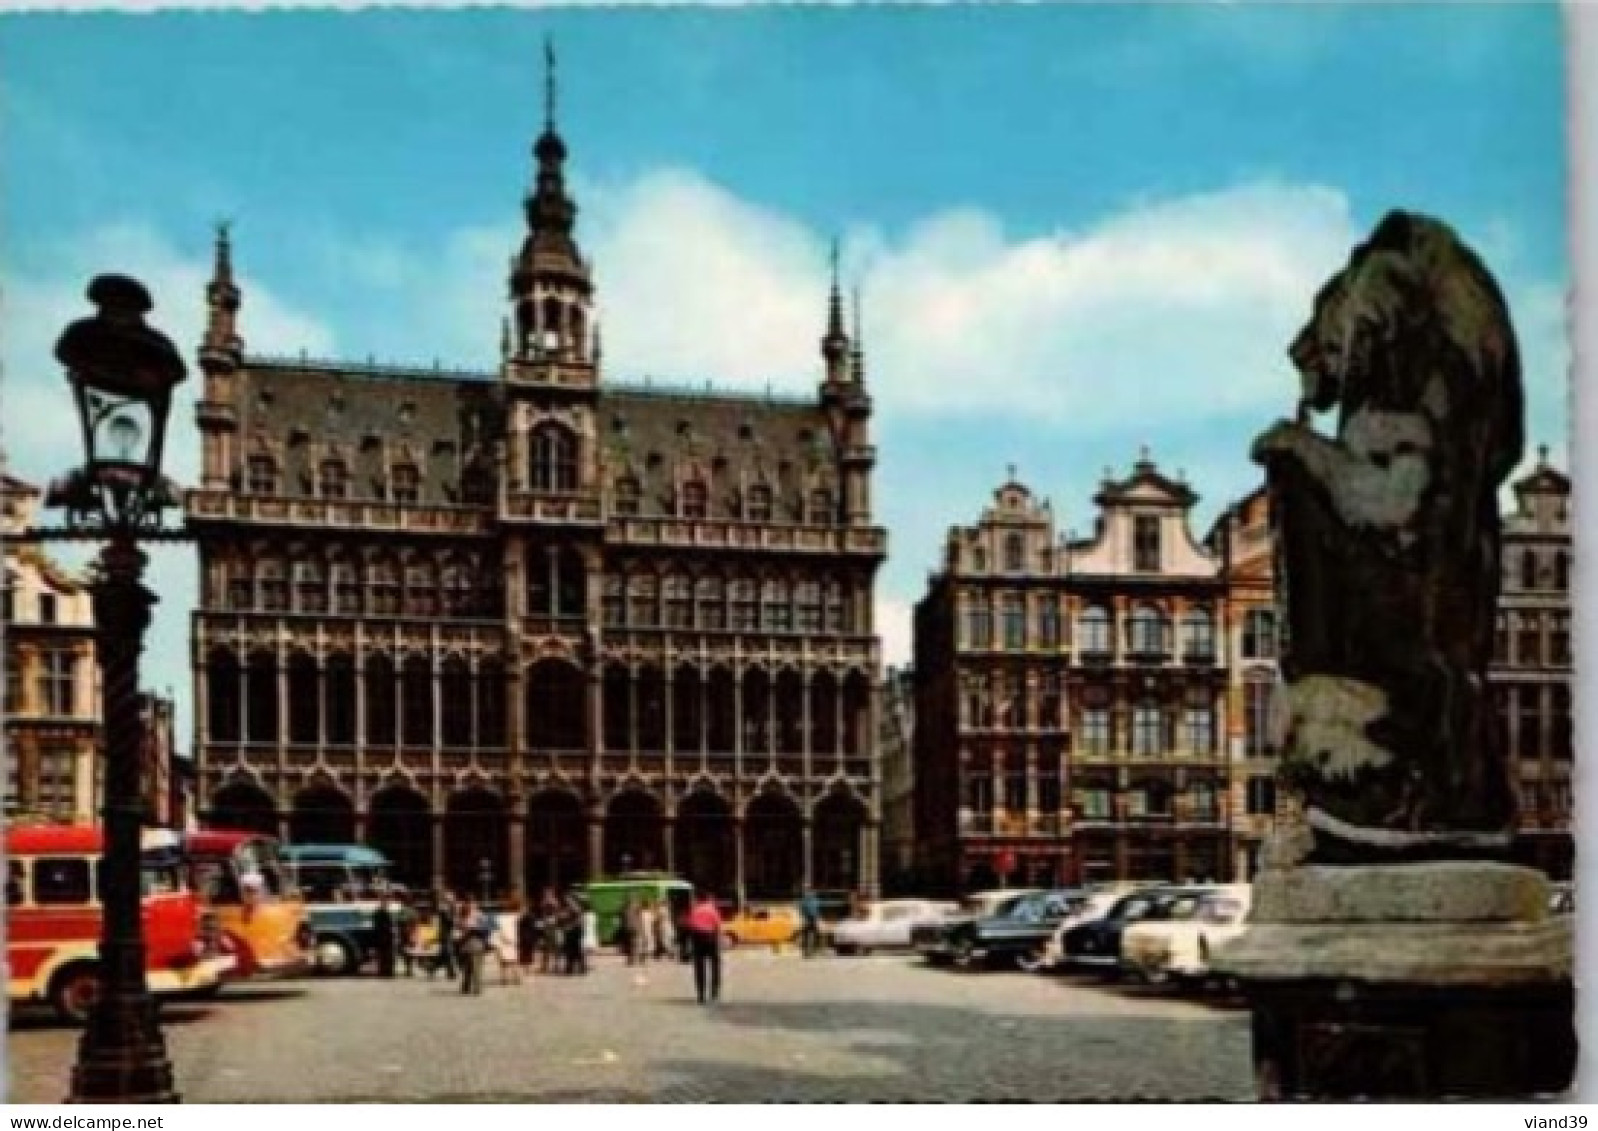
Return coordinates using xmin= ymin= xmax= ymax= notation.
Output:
xmin=911 ymin=455 xmax=1231 ymax=893
xmin=188 ymin=79 xmax=887 ymax=902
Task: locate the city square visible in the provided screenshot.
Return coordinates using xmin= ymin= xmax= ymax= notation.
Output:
xmin=8 ymin=954 xmax=1254 ymax=1103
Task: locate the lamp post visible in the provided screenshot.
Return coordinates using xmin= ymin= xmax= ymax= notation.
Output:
xmin=43 ymin=275 xmax=187 ymax=1103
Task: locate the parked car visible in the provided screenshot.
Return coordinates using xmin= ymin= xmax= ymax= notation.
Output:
xmin=720 ymin=904 xmax=802 ymax=949
xmin=1120 ymin=884 xmax=1251 ymax=986
xmin=1030 ymin=888 xmax=1131 ymax=973
xmin=943 ymin=888 xmax=1090 ymax=970
xmin=1550 ymin=882 xmax=1575 ymax=915
xmin=1060 ymin=886 xmax=1206 ymax=975
xmin=832 ymin=899 xmax=956 ymax=955
xmin=912 ymin=889 xmax=1042 ymax=965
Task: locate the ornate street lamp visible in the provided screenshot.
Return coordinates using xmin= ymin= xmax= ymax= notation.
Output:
xmin=44 ymin=274 xmax=187 ymax=1103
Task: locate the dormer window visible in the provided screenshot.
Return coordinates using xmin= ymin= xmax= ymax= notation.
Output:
xmin=613 ymin=476 xmax=641 ymax=517
xmin=247 ymin=455 xmax=278 ymax=495
xmin=391 ymin=464 xmax=420 ymax=505
xmin=320 ymin=459 xmax=349 ymax=500
xmin=38 ymin=592 xmax=58 ymax=626
xmin=681 ymin=481 xmax=708 ymax=520
xmin=746 ymin=485 xmax=773 ymax=523
xmin=1133 ymin=515 xmax=1161 ymax=572
xmin=531 ymin=424 xmax=577 ymax=492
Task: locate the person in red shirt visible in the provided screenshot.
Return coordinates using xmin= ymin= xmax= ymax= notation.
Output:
xmin=686 ymin=890 xmax=724 ymax=1004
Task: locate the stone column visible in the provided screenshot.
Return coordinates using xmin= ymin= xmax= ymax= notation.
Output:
xmin=663 ymin=815 xmax=677 ymax=874
xmin=587 ymin=816 xmax=603 ymax=881
xmin=733 ymin=817 xmax=747 ymax=907
xmin=431 ymin=815 xmax=446 ymax=894
xmin=801 ymin=819 xmax=814 ymax=888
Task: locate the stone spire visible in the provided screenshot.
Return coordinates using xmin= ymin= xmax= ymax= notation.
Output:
xmin=200 ymin=220 xmax=242 ymax=366
xmin=821 ymin=239 xmax=850 ymax=385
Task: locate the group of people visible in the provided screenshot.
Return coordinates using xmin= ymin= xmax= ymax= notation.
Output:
xmin=365 ymin=886 xmax=740 ymax=1005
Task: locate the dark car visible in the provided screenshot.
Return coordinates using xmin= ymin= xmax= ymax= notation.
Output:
xmin=1060 ymin=886 xmax=1203 ymax=976
xmin=942 ymin=888 xmax=1090 ymax=970
xmin=913 ymin=889 xmax=1041 ymax=965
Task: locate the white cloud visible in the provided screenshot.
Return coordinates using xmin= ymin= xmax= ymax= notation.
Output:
xmin=875 ymin=598 xmax=914 ymax=671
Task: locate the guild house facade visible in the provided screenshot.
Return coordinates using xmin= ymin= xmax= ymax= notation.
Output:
xmin=188 ymin=79 xmax=888 ymax=901
xmin=911 ymin=456 xmax=1232 ymax=892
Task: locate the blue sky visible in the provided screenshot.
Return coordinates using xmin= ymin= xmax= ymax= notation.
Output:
xmin=0 ymin=4 xmax=1571 ymax=751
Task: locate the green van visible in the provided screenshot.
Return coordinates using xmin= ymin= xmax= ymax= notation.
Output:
xmin=579 ymin=874 xmax=693 ymax=946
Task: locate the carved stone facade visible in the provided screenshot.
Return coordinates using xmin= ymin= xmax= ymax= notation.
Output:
xmin=912 ymin=457 xmax=1231 ymax=892
xmin=1490 ymin=449 xmax=1573 ymax=879
xmin=188 ymin=100 xmax=886 ymax=902
xmin=2 ymin=475 xmax=101 ymax=823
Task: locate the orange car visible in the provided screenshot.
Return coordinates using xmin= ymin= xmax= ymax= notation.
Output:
xmin=720 ymin=905 xmax=801 ymax=949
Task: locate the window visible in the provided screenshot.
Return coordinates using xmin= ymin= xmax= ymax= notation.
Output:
xmin=1079 ymin=606 xmax=1112 ymax=656
xmin=1191 ymin=781 xmax=1218 ymax=821
xmin=967 ymin=601 xmax=992 ymax=649
xmin=1004 ymin=533 xmax=1024 ymax=573
xmin=1516 ymin=613 xmax=1541 ymax=667
xmin=796 ymin=581 xmax=822 ymax=632
xmin=613 ymin=476 xmax=641 ymax=517
xmin=530 ymin=425 xmax=577 ymax=492
xmin=1002 ymin=595 xmax=1025 ymax=650
xmin=39 ymin=650 xmax=75 ymax=716
xmin=1552 ymin=686 xmax=1572 ymax=760
xmin=405 ymin=564 xmax=438 ymax=618
xmin=371 ymin=562 xmax=401 ymax=616
xmin=1078 ymin=787 xmax=1112 ymax=820
xmin=320 ymin=459 xmax=348 ymax=500
xmin=1242 ymin=609 xmax=1277 ymax=660
xmin=1183 ymin=689 xmax=1215 ymax=754
xmin=965 ymin=775 xmax=992 ymax=814
xmin=1038 ymin=775 xmax=1062 ymax=813
xmin=1002 ymin=769 xmax=1027 ymax=814
xmin=760 ymin=578 xmax=788 ymax=631
xmin=1551 ymin=613 xmax=1571 ymax=666
xmin=1245 ymin=675 xmax=1275 ymax=756
xmin=745 ymin=485 xmax=773 ymax=522
xmin=1128 ymin=604 xmax=1167 ymax=656
xmin=680 ymin=481 xmax=708 ymax=519
xmin=227 ymin=564 xmax=253 ymax=611
xmin=1133 ymin=516 xmax=1161 ymax=572
xmin=1554 ymin=550 xmax=1570 ymax=591
xmin=665 ymin=575 xmax=692 ymax=629
xmin=1081 ymin=707 xmax=1111 ymax=755
xmin=7 ymin=861 xmax=24 ymax=906
xmin=602 ymin=575 xmax=624 ymax=627
xmin=391 ymin=464 xmax=420 ymax=505
xmin=698 ymin=577 xmax=726 ymax=631
xmin=333 ymin=564 xmax=361 ymax=615
xmin=259 ymin=561 xmax=287 ymax=612
xmin=1520 ymin=550 xmax=1538 ymax=591
xmin=295 ymin=563 xmax=326 ymax=614
xmin=1181 ymin=607 xmax=1215 ymax=661
xmin=38 ymin=593 xmax=58 ymax=625
xmin=1132 ymin=702 xmax=1164 ymax=756
xmin=629 ymin=575 xmax=658 ymax=628
xmin=33 ymin=857 xmax=92 ymax=905
xmin=971 ymin=546 xmax=987 ymax=573
xmin=730 ymin=579 xmax=757 ymax=632
xmin=1246 ymin=775 xmax=1277 ymax=816
xmin=1495 ymin=613 xmax=1510 ymax=664
xmin=247 ymin=455 xmax=278 ymax=495
xmin=1038 ymin=674 xmax=1064 ymax=730
xmin=1518 ymin=686 xmax=1543 ymax=759
xmin=808 ymin=489 xmax=833 ymax=525
xmin=1039 ymin=600 xmax=1061 ymax=649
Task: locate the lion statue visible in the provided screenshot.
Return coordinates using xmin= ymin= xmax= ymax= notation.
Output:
xmin=1250 ymin=210 xmax=1525 ymax=864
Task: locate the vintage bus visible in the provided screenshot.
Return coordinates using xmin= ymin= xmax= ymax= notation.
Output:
xmin=150 ymin=829 xmax=313 ymax=981
xmin=5 ymin=825 xmax=234 ymax=1023
xmin=278 ymin=844 xmax=395 ymax=975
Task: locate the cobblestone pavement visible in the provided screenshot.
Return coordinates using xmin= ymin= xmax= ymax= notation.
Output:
xmin=7 ymin=953 xmax=1254 ymax=1102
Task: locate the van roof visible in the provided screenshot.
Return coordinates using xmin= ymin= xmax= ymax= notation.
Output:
xmin=280 ymin=844 xmax=389 ymax=865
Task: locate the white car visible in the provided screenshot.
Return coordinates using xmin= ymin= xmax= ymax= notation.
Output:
xmin=1030 ymin=889 xmax=1129 ymax=973
xmin=1119 ymin=884 xmax=1251 ymax=986
xmin=832 ymin=899 xmax=957 ymax=955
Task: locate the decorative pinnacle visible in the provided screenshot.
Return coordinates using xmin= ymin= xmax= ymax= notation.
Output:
xmin=545 ymin=37 xmax=558 ymax=132
xmin=1538 ymin=442 xmax=1550 ymax=467
xmin=213 ymin=219 xmax=235 ymax=286
xmin=1007 ymin=463 xmax=1018 ymax=483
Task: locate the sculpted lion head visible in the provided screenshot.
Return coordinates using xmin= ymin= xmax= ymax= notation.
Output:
xmin=1287 ymin=210 xmax=1525 ymax=485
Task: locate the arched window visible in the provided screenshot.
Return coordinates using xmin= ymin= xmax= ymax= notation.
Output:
xmin=258 ymin=560 xmax=287 ymax=613
xmin=364 ymin=654 xmax=396 ymax=747
xmin=697 ymin=576 xmax=725 ymax=631
xmin=294 ymin=561 xmax=326 ymax=614
xmin=680 ymin=480 xmax=708 ymax=519
xmin=402 ymin=655 xmax=433 ymax=747
xmin=206 ymin=649 xmax=241 ymax=743
xmin=1078 ymin=606 xmax=1112 ymax=656
xmin=370 ymin=559 xmax=400 ymax=616
xmin=665 ymin=574 xmax=692 ymax=628
xmin=287 ymin=653 xmax=319 ymax=745
xmin=745 ymin=485 xmax=773 ymax=522
xmin=629 ymin=574 xmax=658 ymax=628
xmin=1127 ymin=604 xmax=1167 ymax=657
xmin=332 ymin=562 xmax=361 ymax=615
xmin=326 ymin=654 xmax=355 ymax=745
xmin=1004 ymin=533 xmax=1024 ymax=573
xmin=530 ymin=425 xmax=577 ymax=492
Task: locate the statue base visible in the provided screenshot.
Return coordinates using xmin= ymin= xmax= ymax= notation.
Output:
xmin=1214 ymin=862 xmax=1575 ymax=1099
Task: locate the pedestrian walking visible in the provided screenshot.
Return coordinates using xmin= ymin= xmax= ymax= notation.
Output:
xmin=373 ymin=893 xmax=397 ymax=978
xmin=436 ymin=894 xmax=459 ymax=980
xmin=539 ymin=890 xmax=562 ymax=974
xmin=457 ymin=897 xmax=490 ymax=995
xmin=581 ymin=901 xmax=600 ymax=958
xmin=634 ymin=899 xmax=655 ymax=966
xmin=516 ymin=899 xmax=539 ymax=977
xmin=686 ymin=889 xmax=724 ymax=1004
xmin=655 ymin=899 xmax=677 ymax=962
xmin=395 ymin=893 xmax=418 ymax=977
xmin=616 ymin=896 xmax=637 ymax=964
xmin=799 ymin=886 xmax=823 ymax=958
xmin=562 ymin=894 xmax=587 ymax=975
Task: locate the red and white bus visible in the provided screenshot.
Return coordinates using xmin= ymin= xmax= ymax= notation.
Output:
xmin=5 ymin=825 xmax=234 ymax=1023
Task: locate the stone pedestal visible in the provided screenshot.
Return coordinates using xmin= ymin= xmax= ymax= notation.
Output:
xmin=1215 ymin=863 xmax=1575 ymax=1099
